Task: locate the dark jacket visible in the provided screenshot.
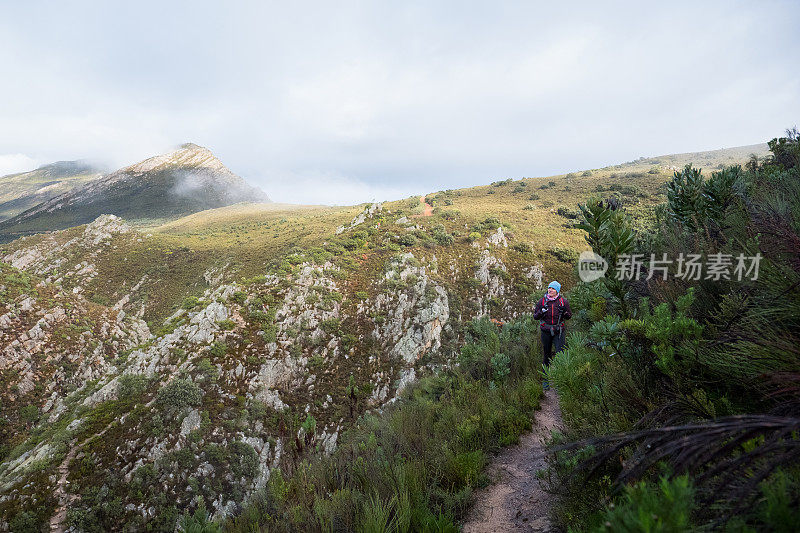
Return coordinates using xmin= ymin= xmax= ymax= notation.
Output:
xmin=533 ymin=294 xmax=572 ymax=331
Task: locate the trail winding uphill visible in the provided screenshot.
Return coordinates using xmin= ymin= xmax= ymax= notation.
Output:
xmin=414 ymin=195 xmax=433 ymax=217
xmin=462 ymin=388 xmax=564 ymax=532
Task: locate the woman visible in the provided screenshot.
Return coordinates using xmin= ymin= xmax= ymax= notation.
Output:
xmin=533 ymin=281 xmax=572 ymax=388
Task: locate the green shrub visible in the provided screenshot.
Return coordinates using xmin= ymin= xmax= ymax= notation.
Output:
xmin=229 ymin=441 xmax=259 ymax=478
xmin=262 ymin=325 xmax=278 ymax=343
xmin=209 ymin=341 xmax=228 ymax=357
xmin=156 ymin=379 xmax=203 ymax=411
xmin=548 ymin=246 xmax=579 ymax=264
xmin=556 ymin=206 xmax=579 ymax=219
xmin=203 ymin=443 xmax=228 ymax=464
xmin=196 ymin=358 xmax=219 ymax=381
xmin=178 ymin=497 xmax=221 ymax=533
xmin=9 ymin=511 xmax=42 ymax=533
xmin=434 ymin=230 xmax=455 ymax=246
xmin=320 ymin=318 xmax=341 ymax=335
xmin=182 ymin=296 xmax=201 ymax=310
xmin=217 ymin=319 xmax=236 ymax=331
xmin=598 ymin=475 xmax=694 ymax=532
xmin=117 ymin=374 xmax=148 ymax=401
xmin=398 ymin=234 xmax=417 ymax=247
xmin=19 ymin=404 xmax=40 ymax=424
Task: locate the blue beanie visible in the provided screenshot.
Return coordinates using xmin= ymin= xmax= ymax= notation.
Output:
xmin=548 ymin=280 xmax=561 ymax=293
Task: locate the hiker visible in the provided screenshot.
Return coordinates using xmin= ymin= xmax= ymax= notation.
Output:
xmin=533 ymin=281 xmax=572 ymax=389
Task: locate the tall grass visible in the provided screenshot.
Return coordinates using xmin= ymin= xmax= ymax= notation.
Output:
xmin=221 ymin=316 xmax=543 ymax=532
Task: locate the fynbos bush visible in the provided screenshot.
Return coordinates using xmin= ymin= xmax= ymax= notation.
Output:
xmin=156 ymin=378 xmax=202 ymax=411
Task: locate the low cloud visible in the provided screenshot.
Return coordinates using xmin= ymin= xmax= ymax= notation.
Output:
xmin=258 ymin=169 xmax=418 ymax=206
xmin=0 ymin=154 xmax=39 ymax=177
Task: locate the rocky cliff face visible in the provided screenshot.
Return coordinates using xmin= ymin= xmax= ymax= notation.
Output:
xmin=0 ymin=207 xmax=548 ymax=529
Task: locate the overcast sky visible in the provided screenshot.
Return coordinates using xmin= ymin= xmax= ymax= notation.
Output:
xmin=1 ymin=1 xmax=798 ymax=204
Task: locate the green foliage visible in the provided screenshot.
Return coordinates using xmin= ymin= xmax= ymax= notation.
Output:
xmin=491 ymin=353 xmax=511 ymax=382
xmin=117 ymin=373 xmax=148 ymax=401
xmin=156 ymin=378 xmax=203 ymax=411
xmin=755 ymin=468 xmax=800 ymax=532
xmin=209 ymin=341 xmax=228 ymax=357
xmin=666 ymin=164 xmax=741 ymax=230
xmin=19 ymin=404 xmax=39 ymax=424
xmin=577 ymin=197 xmax=634 ymax=269
xmin=398 ymin=234 xmax=417 ymax=247
xmin=320 ymin=318 xmax=341 ymax=335
xmin=66 ymin=484 xmax=126 ymax=532
xmin=548 ymin=246 xmax=579 ymax=265
xmin=196 ymin=358 xmax=219 ymax=381
xmin=301 ymin=414 xmax=317 ymax=436
xmin=182 ymin=296 xmax=201 ymax=310
xmin=433 ymin=226 xmax=455 ymax=246
xmin=9 ymin=510 xmax=43 ymax=533
xmin=765 ymin=127 xmax=800 ymax=170
xmin=556 ymin=206 xmax=580 ymax=219
xmin=512 ymin=242 xmax=533 ymax=253
xmin=551 ymin=131 xmax=800 ymax=531
xmin=229 ymin=440 xmax=259 ymax=478
xmin=178 ymin=497 xmax=221 ymax=532
xmin=471 ymin=216 xmax=502 ymax=233
xmin=217 ymin=319 xmax=236 ymax=330
xmin=262 ymin=324 xmax=278 ymax=343
xmin=597 ymin=475 xmax=694 ymax=532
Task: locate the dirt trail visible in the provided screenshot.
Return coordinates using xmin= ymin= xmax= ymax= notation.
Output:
xmin=416 ymin=195 xmax=433 ymax=217
xmin=462 ymin=388 xmax=563 ymax=532
xmin=49 ymin=424 xmax=114 ymax=532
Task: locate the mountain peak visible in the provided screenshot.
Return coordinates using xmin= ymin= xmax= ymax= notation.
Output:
xmin=121 ymin=143 xmax=231 ymax=176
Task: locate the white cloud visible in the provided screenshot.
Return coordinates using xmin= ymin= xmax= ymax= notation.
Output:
xmin=0 ymin=1 xmax=797 ymax=204
xmin=259 ymin=168 xmax=418 ymax=206
xmin=0 ymin=154 xmax=39 ymax=177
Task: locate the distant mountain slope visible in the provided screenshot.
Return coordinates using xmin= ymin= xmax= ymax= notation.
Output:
xmin=0 ymin=161 xmax=103 ymax=222
xmin=0 ymin=144 xmax=269 ymax=242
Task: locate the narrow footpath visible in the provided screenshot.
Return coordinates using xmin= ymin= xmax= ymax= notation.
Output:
xmin=462 ymin=388 xmax=564 ymax=532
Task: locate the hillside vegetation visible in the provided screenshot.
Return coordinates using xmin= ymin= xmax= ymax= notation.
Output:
xmin=542 ymin=129 xmax=800 ymax=531
xmin=0 ymin=141 xmax=774 ymax=531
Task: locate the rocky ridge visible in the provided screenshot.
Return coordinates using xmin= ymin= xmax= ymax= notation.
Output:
xmin=0 ymin=211 xmax=548 ymax=529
